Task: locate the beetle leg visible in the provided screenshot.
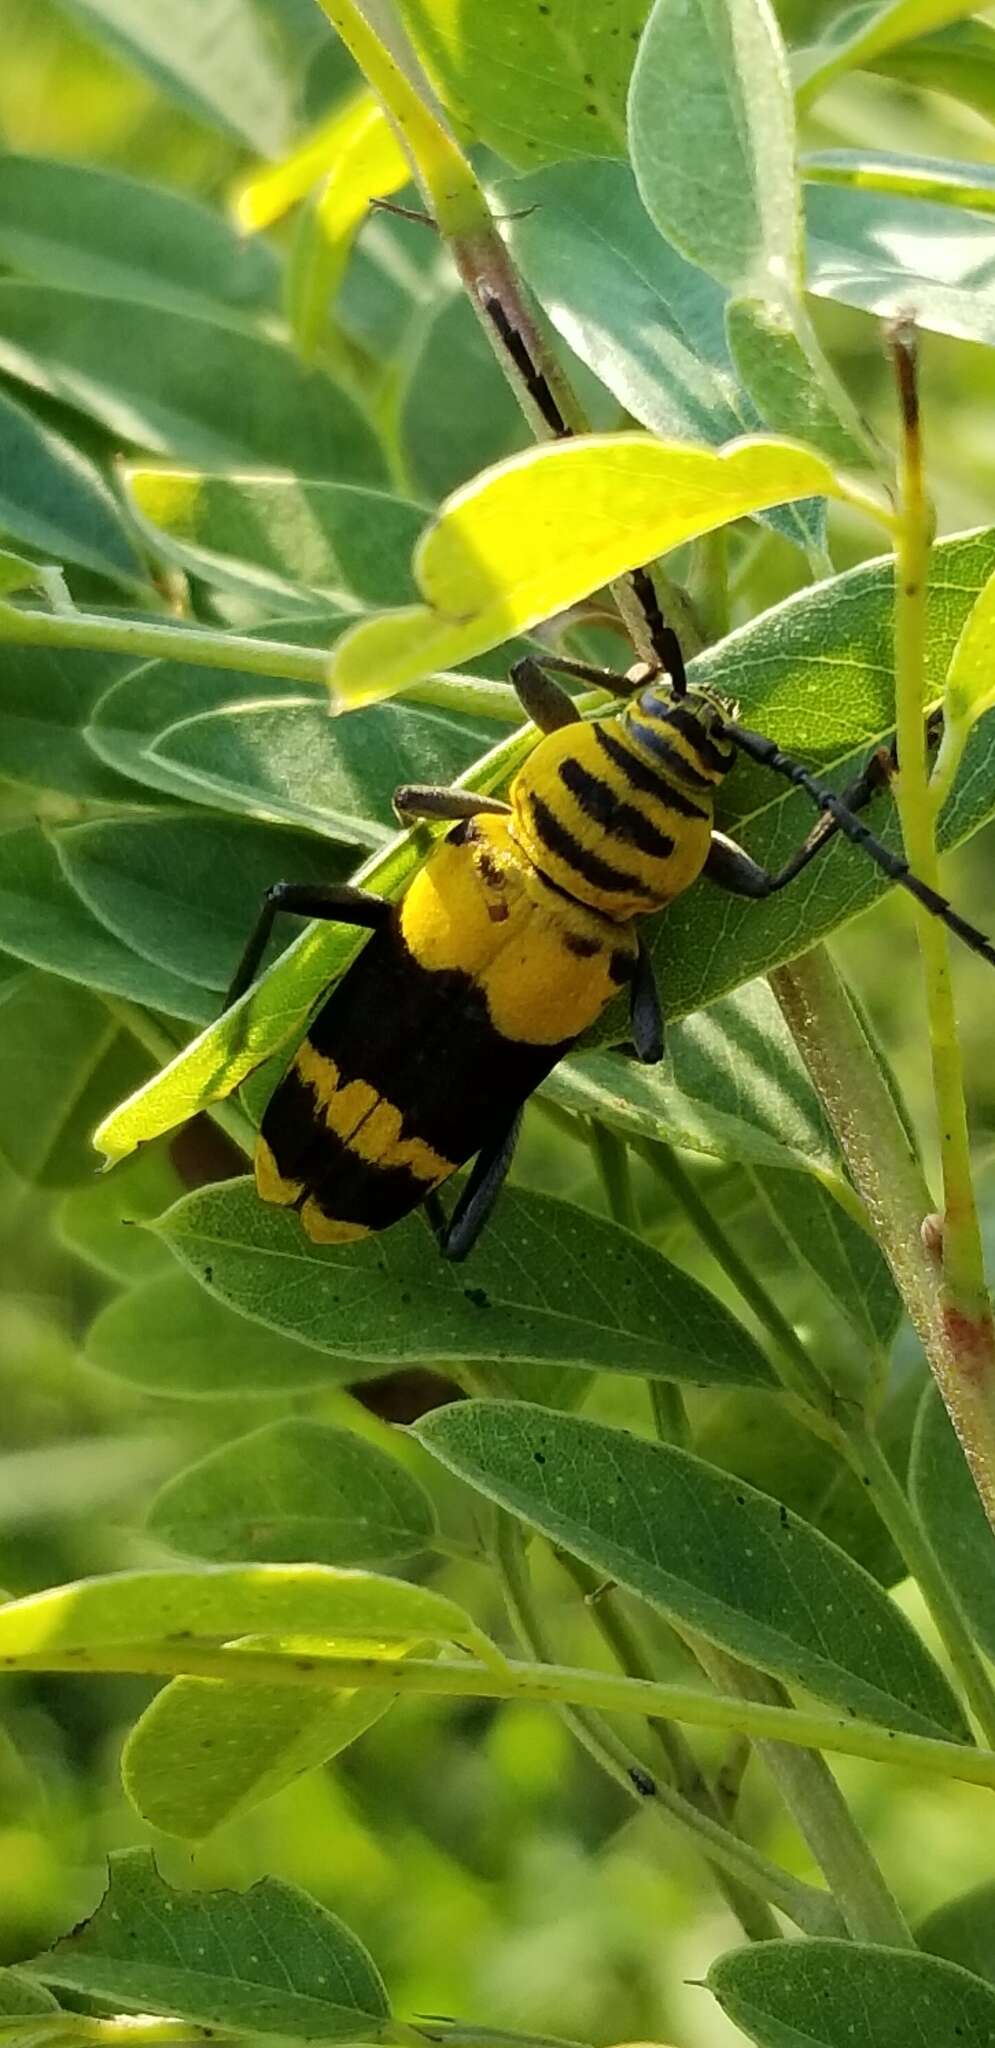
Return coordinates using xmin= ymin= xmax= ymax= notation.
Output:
xmin=434 ymin=1109 xmax=524 ymax=1262
xmin=630 ymin=933 xmax=665 ymax=1063
xmin=224 ymin=882 xmax=389 ymax=1010
xmin=392 ymin=784 xmax=512 ymax=824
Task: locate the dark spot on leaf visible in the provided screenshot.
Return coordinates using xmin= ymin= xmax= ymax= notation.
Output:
xmin=583 ymin=72 xmax=594 ymax=84
xmin=585 ymin=102 xmax=598 ymax=114
xmin=628 ymin=1764 xmax=656 ymax=1797
xmin=400 ymin=1291 xmax=412 ymax=1304
xmin=464 ymin=1286 xmax=489 ymax=1309
xmin=735 ymin=1494 xmax=746 ymax=1506
xmin=203 ymin=1265 xmax=213 ymax=1283
xmin=779 ymin=1504 xmax=789 ymax=1527
xmin=534 ymin=1450 xmax=546 ymax=1465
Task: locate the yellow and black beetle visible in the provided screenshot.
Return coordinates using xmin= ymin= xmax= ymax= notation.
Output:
xmin=225 ymin=627 xmax=995 ymax=1262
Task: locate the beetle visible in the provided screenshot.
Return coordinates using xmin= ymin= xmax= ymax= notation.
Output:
xmin=225 ymin=626 xmax=995 ymax=1262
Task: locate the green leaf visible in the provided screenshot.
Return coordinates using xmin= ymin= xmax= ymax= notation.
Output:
xmin=804 ymin=147 xmax=995 ymax=216
xmin=0 ymin=969 xmax=149 ymax=1188
xmin=752 ymin=1167 xmax=901 ymax=1352
xmin=400 ymin=292 xmax=533 ymax=502
xmin=122 ymin=1678 xmax=392 ymax=1839
xmin=867 ymin=18 xmax=995 ymax=125
xmin=545 ymin=1047 xmax=827 ymax=1179
xmin=0 ymin=825 xmax=211 ymax=1022
xmin=629 ymin=0 xmax=801 ymax=295
xmin=696 ymin=1375 xmax=919 ymax=1588
xmin=146 ymin=695 xmax=497 ymax=847
xmin=0 ymin=645 xmax=140 ymax=802
xmin=945 ymin=564 xmax=995 ymax=726
xmin=336 ymin=201 xmax=446 ymax=366
xmin=0 ymin=1561 xmax=492 ymax=1665
xmin=795 ymin=0 xmax=983 ymax=109
xmin=0 ymin=284 xmax=387 ymax=481
xmin=0 ymin=386 xmax=144 ymax=592
xmin=919 ymin=1882 xmax=995 ymax=1987
xmin=708 ymin=1938 xmax=995 ymax=2047
xmin=0 ymin=1978 xmax=57 ymax=2020
xmin=394 ymin=0 xmax=643 ymax=166
xmin=59 ymin=0 xmax=296 ymax=153
xmin=56 ymin=1147 xmax=182 ymax=1284
xmin=328 ymin=435 xmax=843 ymax=708
xmin=55 ymin=814 xmax=354 ymax=994
xmin=498 ymin=160 xmax=822 ymax=556
xmin=0 ymin=551 xmax=49 ymax=597
xmin=0 ymin=155 xmax=279 ymax=318
xmin=725 ymin=294 xmax=878 ymax=469
xmin=85 ymin=637 xmax=330 ymax=804
xmin=147 ymin=1418 xmax=438 ymax=1566
xmin=548 ymin=980 xmax=844 ymax=1182
xmin=22 ymin=1848 xmax=389 ymax=2037
xmin=85 ymin=1270 xmax=388 ymax=1398
xmin=806 ymin=183 xmax=995 ymax=349
xmin=155 ymin=1178 xmax=776 ymax=1388
xmin=910 ymin=1384 xmax=995 ymax=1662
xmin=0 ymin=1437 xmax=173 ymax=1532
xmin=416 ymin=1400 xmax=969 ymax=1739
xmin=501 ymin=161 xmax=744 ymax=445
xmin=282 ymin=95 xmax=411 ymax=356
xmin=124 ymin=470 xmax=426 ymax=612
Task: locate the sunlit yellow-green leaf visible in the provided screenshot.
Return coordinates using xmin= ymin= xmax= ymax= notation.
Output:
xmin=944 ymin=566 xmax=995 ymax=725
xmin=0 ymin=548 xmax=46 ymax=596
xmin=804 ymin=148 xmax=995 ymax=216
xmin=795 ymin=0 xmax=981 ymax=108
xmin=233 ymin=90 xmax=406 ymax=235
xmin=328 ymin=434 xmax=847 ymax=708
xmin=233 ymin=87 xmax=411 ymax=360
xmin=0 ymin=1563 xmax=500 ymax=1669
xmin=287 ymin=100 xmax=412 ymax=353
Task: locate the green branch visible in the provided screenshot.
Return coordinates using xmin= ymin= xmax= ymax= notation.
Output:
xmin=12 ymin=1644 xmax=995 ymax=1790
xmin=0 ymin=601 xmax=523 ymax=721
xmin=886 ymin=319 xmax=995 ymax=1529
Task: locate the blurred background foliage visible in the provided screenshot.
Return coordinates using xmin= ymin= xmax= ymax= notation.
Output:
xmin=1 ymin=4 xmax=995 ymax=2045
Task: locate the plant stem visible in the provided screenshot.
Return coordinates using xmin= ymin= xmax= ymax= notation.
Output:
xmin=642 ymin=1141 xmax=838 ymax=1427
xmin=0 ymin=602 xmax=525 ymax=721
xmin=886 ymin=320 xmax=995 ymax=1522
xmin=588 ymin=1120 xmax=639 ymax=1233
xmin=690 ymin=1645 xmax=912 ymax=1947
xmin=773 ymin=948 xmax=995 ymax=1532
xmin=495 ymin=1520 xmax=822 ymax=1937
xmin=649 ymin=1377 xmax=692 ymax=1449
xmin=17 ymin=1643 xmax=995 ymax=1788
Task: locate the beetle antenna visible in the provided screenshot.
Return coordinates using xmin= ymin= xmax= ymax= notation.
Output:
xmin=723 ymin=721 xmax=995 ymax=972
